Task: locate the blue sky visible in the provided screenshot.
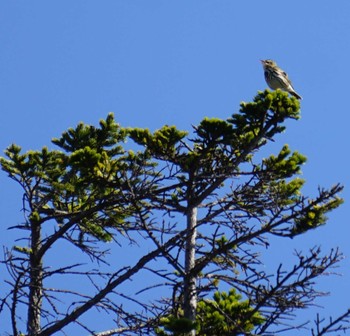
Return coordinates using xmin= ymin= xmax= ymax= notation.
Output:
xmin=0 ymin=1 xmax=349 ymax=334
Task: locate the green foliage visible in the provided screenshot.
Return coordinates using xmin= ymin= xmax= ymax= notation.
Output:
xmin=194 ymin=118 xmax=236 ymax=146
xmin=128 ymin=125 xmax=188 ymax=161
xmin=230 ymin=89 xmax=300 ymax=142
xmin=156 ymin=315 xmax=197 ymax=336
xmin=0 ymin=113 xmax=132 ymax=242
xmin=156 ymin=289 xmax=264 ymax=336
xmin=292 ymin=186 xmax=344 ymax=235
xmin=52 ymin=112 xmax=127 ymax=154
xmin=262 ymin=144 xmax=306 ymax=178
xmin=13 ymin=246 xmax=32 ymax=255
xmin=197 ymin=289 xmax=264 ymax=335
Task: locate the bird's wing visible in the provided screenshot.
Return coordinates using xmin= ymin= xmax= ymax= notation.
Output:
xmin=278 ymin=69 xmax=293 ymax=87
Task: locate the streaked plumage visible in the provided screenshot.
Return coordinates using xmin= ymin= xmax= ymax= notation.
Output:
xmin=260 ymin=59 xmax=302 ymax=100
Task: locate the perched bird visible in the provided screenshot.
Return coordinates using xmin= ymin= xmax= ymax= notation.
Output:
xmin=260 ymin=59 xmax=302 ymax=100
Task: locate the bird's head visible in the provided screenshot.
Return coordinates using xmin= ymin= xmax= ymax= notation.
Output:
xmin=260 ymin=59 xmax=277 ymax=69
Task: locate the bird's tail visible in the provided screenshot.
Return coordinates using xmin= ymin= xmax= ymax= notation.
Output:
xmin=290 ymin=90 xmax=302 ymax=100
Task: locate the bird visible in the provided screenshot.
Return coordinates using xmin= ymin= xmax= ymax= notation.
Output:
xmin=260 ymin=59 xmax=302 ymax=100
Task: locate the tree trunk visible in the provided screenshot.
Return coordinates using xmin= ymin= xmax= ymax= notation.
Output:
xmin=184 ymin=205 xmax=197 ymax=335
xmin=27 ymin=214 xmax=43 ymax=335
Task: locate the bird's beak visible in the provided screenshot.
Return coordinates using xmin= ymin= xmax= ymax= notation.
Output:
xmin=260 ymin=60 xmax=265 ymax=64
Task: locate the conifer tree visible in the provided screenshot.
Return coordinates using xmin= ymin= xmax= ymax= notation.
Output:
xmin=1 ymin=90 xmax=349 ymax=335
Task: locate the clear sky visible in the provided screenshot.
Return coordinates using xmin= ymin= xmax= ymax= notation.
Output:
xmin=0 ymin=1 xmax=349 ymax=335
